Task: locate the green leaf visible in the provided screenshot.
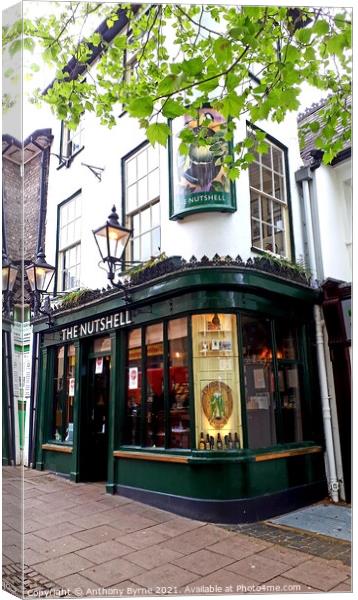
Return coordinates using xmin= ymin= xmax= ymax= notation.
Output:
xmin=181 ymin=57 xmax=203 ymax=76
xmin=162 ymin=99 xmax=185 ymax=118
xmin=313 ymin=20 xmax=330 ymax=36
xmin=146 ymin=123 xmax=170 ymax=147
xmin=127 ymin=96 xmax=153 ymax=118
xmin=30 ymin=63 xmax=40 ymax=72
xmin=213 ymin=37 xmax=233 ymax=63
xmin=9 ymin=39 xmax=21 ymax=56
xmin=157 ymin=74 xmax=180 ymax=96
xmin=309 ymin=121 xmax=320 ymax=133
xmin=221 ymin=92 xmax=244 ymax=118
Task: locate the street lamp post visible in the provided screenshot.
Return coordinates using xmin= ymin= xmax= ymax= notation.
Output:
xmin=93 ymin=205 xmax=133 ymax=300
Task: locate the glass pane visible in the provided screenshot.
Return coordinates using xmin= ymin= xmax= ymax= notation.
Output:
xmin=261 ymin=145 xmax=272 ymax=169
xmin=59 ymin=226 xmax=67 ymax=249
xmin=67 ymin=198 xmax=75 ymax=222
xmin=151 ymin=227 xmax=161 ymax=256
xmin=274 ymin=173 xmax=285 ymax=201
xmin=93 ymin=336 xmax=112 ymax=353
xmin=141 ymin=207 xmax=151 ymax=233
xmin=127 ymin=184 xmax=137 ymax=213
xmin=148 ymin=170 xmax=160 ymax=201
xmin=74 ymin=218 xmax=81 ymax=241
xmin=192 ymin=314 xmax=243 ymax=450
xmin=241 ymin=315 xmax=277 ymax=449
xmin=126 ymin=157 xmax=137 ymax=185
xmin=273 ymin=203 xmax=284 ymax=230
xmin=249 ymin=161 xmax=260 ymax=189
xmin=251 ymin=219 xmax=261 ymax=248
xmin=168 ymin=318 xmax=190 ymax=449
xmin=274 ymin=230 xmax=285 ymax=256
xmin=132 ymin=213 xmax=140 ymax=236
xmin=262 ymin=224 xmax=274 ymax=252
xmin=272 ymin=146 xmax=283 ymax=174
xmin=75 ymin=195 xmax=81 ymax=217
xmin=151 ymin=201 xmax=160 ymax=227
xmin=262 ymin=167 xmax=273 ymax=196
xmin=52 ymin=345 xmax=76 ymax=443
xmin=148 ymin=145 xmax=159 ymax=171
xmin=137 ymin=177 xmax=148 ymax=208
xmin=124 ymin=328 xmax=142 ymax=445
xmin=67 ymin=221 xmax=75 ymax=245
xmin=261 ymin=197 xmax=272 ymax=224
xmin=140 ymin=232 xmax=151 ymax=261
xmin=250 ymin=194 xmax=260 ymax=219
xmin=137 ymin=149 xmax=148 ymax=180
xmin=278 ymin=364 xmax=303 ymax=443
xmin=145 ymin=324 xmax=164 ymax=448
xmin=132 ymin=237 xmax=140 ymax=262
xmin=275 ymin=320 xmax=299 ymax=360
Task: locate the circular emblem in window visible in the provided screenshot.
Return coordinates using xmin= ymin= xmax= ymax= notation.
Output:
xmin=201 ymin=381 xmax=233 ymax=429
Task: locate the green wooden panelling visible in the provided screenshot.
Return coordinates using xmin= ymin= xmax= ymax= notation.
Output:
xmin=43 ymin=451 xmax=73 ymax=475
xmin=70 ymin=340 xmax=82 ymax=482
xmin=113 ymin=451 xmax=325 ymax=500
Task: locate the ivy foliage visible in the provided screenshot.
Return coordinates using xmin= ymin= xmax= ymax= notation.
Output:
xmin=3 ymin=3 xmax=352 ymax=171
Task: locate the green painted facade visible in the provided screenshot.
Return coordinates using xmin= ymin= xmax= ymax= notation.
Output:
xmin=33 ymin=267 xmax=325 ymax=511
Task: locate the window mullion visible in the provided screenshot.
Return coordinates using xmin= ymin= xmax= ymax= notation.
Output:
xmin=163 ymin=321 xmax=170 ymax=448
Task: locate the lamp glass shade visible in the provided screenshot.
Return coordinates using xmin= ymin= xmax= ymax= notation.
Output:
xmin=93 ymin=223 xmax=131 ymax=263
xmin=2 ymin=262 xmax=18 ymax=293
xmin=26 ymin=262 xmax=55 ymax=293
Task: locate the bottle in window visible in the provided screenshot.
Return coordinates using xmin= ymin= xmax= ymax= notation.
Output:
xmin=199 ymin=432 xmax=206 ymax=450
xmin=234 ymin=432 xmax=241 ymax=449
xmin=217 ymin=433 xmax=223 ymax=450
xmin=205 ymin=434 xmax=211 ymax=450
xmin=228 ymin=432 xmax=233 ymax=449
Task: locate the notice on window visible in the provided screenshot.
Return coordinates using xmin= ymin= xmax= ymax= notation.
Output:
xmin=253 ymin=368 xmax=266 ymax=390
xmin=95 ymin=357 xmax=103 ymax=374
xmin=129 ymin=367 xmax=139 ymax=390
xmin=68 ymin=378 xmax=75 ymax=397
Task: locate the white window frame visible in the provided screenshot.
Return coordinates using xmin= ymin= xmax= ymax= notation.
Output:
xmin=57 ymin=193 xmax=82 ymax=292
xmin=124 ymin=144 xmax=161 ymax=263
xmin=249 ymin=133 xmax=290 ymax=258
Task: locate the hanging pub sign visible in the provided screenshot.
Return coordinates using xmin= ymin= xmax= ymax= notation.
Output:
xmin=61 ymin=310 xmax=132 ymax=341
xmin=169 ymin=107 xmax=237 ymax=220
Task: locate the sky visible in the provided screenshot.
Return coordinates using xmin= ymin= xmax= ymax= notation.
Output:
xmin=1 ymin=0 xmax=352 ymax=139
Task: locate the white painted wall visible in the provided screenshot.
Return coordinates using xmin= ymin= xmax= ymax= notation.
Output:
xmin=313 ymin=159 xmax=352 ymax=283
xmin=45 ymin=105 xmax=305 ymax=293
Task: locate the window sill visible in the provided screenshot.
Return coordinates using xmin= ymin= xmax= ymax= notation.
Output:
xmin=251 ymin=246 xmax=289 ymax=261
xmin=42 ymin=443 xmax=73 ymax=454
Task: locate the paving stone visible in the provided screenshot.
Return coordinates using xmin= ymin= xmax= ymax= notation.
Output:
xmin=3 ymin=545 xmax=22 ymax=562
xmin=76 ymin=540 xmax=133 ymax=564
xmin=225 ymin=554 xmax=289 ymax=583
xmin=109 ymin=514 xmax=159 ymax=533
xmin=283 ymin=558 xmax=349 ymax=591
xmin=81 ymin=557 xmax=144 ymax=588
xmin=34 ymin=522 xmax=85 ymax=541
xmin=69 ymin=511 xmax=119 ymax=529
xmin=257 ymin=544 xmax=312 ymax=566
xmin=140 ymin=517 xmax=205 ymax=538
xmin=209 ymin=533 xmax=272 ymax=561
xmin=56 ymin=572 xmax=107 ymax=597
xmin=126 ymin=544 xmax=183 ymax=569
xmin=68 ymin=502 xmax=113 ymax=517
xmin=24 ymin=548 xmax=51 ymax=566
xmin=73 ymin=525 xmax=123 ymax=545
xmin=131 ymin=563 xmax=198 ymax=589
xmin=35 ymin=553 xmax=94 ymax=580
xmin=160 ymin=524 xmax=233 ymax=555
xmin=263 ymin=576 xmax=321 ymax=593
xmin=118 ymin=528 xmax=169 ymax=549
xmin=173 ymin=549 xmax=236 ymax=576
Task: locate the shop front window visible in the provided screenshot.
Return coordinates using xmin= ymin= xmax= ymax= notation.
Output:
xmin=52 ymin=344 xmax=76 ymax=442
xmin=241 ymin=316 xmax=277 ymax=449
xmin=192 ymin=314 xmax=242 ymax=450
xmin=275 ymin=318 xmax=303 ymax=443
xmin=168 ymin=318 xmax=190 ymax=448
xmin=145 ymin=324 xmax=164 ymax=447
xmin=124 ymin=328 xmax=142 ymax=445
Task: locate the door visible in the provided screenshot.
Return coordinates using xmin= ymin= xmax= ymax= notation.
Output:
xmin=80 ymin=354 xmax=111 ymax=481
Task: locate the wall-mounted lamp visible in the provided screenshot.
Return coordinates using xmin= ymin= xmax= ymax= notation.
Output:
xmin=93 ymin=205 xmax=134 ymax=301
xmin=25 ymin=248 xmax=56 ymax=326
xmin=2 ymin=250 xmax=18 ymax=316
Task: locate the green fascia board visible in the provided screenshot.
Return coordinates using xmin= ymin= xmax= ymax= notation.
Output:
xmin=33 ymin=267 xmax=319 ymax=334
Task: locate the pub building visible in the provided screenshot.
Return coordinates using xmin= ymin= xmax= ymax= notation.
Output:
xmin=32 ymin=252 xmax=327 ymax=523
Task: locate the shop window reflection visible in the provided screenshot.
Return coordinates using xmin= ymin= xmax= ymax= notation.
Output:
xmin=241 ymin=316 xmax=277 ymax=449
xmin=52 ymin=344 xmax=75 ymax=442
xmin=145 ymin=324 xmax=164 ymax=448
xmin=168 ymin=318 xmax=190 ymax=448
xmin=278 ymin=364 xmax=303 ymax=443
xmin=124 ymin=328 xmax=142 ymax=445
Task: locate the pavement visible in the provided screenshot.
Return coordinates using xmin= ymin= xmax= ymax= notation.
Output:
xmin=2 ymin=467 xmax=352 ymax=597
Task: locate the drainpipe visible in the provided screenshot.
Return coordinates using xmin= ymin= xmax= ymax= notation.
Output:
xmin=314 ymin=304 xmax=339 ymax=502
xmin=295 ymin=165 xmax=339 ymax=503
